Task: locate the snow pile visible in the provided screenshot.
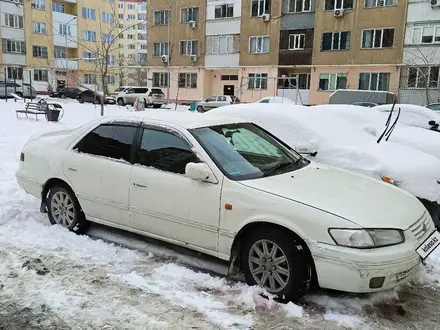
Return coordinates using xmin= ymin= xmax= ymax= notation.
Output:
xmin=207 ymin=103 xmax=440 ymax=202
xmin=312 ymin=104 xmax=440 ymax=160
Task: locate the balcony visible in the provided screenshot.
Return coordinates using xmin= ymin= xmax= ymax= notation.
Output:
xmin=52 ymin=12 xmax=78 ymax=48
xmin=206 ymin=18 xmax=240 ymax=36
xmin=55 ymin=58 xmax=79 ymax=70
xmin=278 ymin=49 xmax=312 ymax=66
xmin=58 ymin=0 xmax=77 ymax=3
xmin=205 ymin=53 xmax=239 ymax=68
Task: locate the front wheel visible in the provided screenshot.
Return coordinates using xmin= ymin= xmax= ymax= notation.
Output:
xmin=47 ymin=185 xmax=90 ymax=235
xmin=197 ymin=105 xmax=204 ymax=113
xmin=240 ymin=227 xmax=312 ymax=302
xmin=117 ymin=98 xmax=125 ymax=106
xmin=78 ymin=97 xmax=84 ymax=104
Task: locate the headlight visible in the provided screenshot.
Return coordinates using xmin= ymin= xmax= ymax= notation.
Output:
xmin=328 ymin=228 xmax=405 ymax=248
xmin=381 ymin=176 xmax=402 ymax=187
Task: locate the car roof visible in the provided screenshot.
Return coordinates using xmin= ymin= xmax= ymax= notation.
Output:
xmin=98 ymin=110 xmax=248 ymax=129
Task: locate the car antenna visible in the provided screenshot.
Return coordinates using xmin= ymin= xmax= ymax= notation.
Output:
xmin=377 ymin=99 xmax=396 ymax=144
xmin=385 ymin=107 xmax=401 ymax=141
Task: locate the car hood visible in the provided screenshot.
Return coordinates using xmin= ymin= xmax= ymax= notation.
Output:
xmin=240 ymin=163 xmax=424 ymax=229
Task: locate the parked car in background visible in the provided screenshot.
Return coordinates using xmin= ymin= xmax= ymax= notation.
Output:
xmin=76 ymin=89 xmax=116 ymax=104
xmin=116 ymin=86 xmax=165 ymax=108
xmin=352 ymin=101 xmax=379 ymax=107
xmin=16 ymin=111 xmax=439 ymax=302
xmin=110 ymin=86 xmax=130 ymax=98
xmin=196 ymin=95 xmax=240 ymax=112
xmin=51 ymin=87 xmax=83 ymax=99
xmin=373 ymin=104 xmax=440 ymax=131
xmin=208 ymin=103 xmax=440 ymax=229
xmin=427 ymin=103 xmax=440 ymax=111
xmin=0 ymin=81 xmax=36 ymax=99
xmin=257 ymin=96 xmax=296 ymax=104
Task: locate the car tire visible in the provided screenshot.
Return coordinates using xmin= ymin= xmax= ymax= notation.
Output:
xmin=117 ymin=98 xmax=125 ymax=106
xmin=60 ymin=94 xmax=66 ymax=99
xmin=47 ymin=185 xmax=91 ymax=235
xmin=78 ymin=97 xmax=84 ymax=104
xmin=153 ymin=104 xmax=162 ymax=109
xmin=197 ymin=106 xmax=204 ymax=113
xmin=240 ymin=227 xmax=312 ymax=302
xmin=16 ymin=92 xmax=23 ymax=98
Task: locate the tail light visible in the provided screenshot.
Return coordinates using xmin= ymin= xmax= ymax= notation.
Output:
xmin=148 ymin=92 xmax=152 ymax=97
xmin=20 ymin=152 xmax=24 ymax=162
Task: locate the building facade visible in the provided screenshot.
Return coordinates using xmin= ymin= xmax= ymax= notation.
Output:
xmin=399 ymin=0 xmax=440 ymax=105
xmin=0 ymin=0 xmax=121 ymax=94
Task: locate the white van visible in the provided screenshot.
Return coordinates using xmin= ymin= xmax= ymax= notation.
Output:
xmin=0 ymin=81 xmax=37 ymax=99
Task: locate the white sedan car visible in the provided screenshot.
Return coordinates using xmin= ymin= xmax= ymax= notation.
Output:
xmin=16 ymin=111 xmax=438 ymax=301
xmin=257 ymin=96 xmax=296 ymax=104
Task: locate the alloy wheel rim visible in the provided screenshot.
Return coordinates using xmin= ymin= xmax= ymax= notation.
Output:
xmin=248 ymin=239 xmax=290 ymax=293
xmin=51 ymin=191 xmax=75 ymax=227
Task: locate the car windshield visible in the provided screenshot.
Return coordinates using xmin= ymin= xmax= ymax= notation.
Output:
xmin=191 ymin=122 xmax=308 ymax=180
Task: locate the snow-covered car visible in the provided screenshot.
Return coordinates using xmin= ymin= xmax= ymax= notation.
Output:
xmin=196 ymin=95 xmax=240 ymax=112
xmin=208 ymin=103 xmax=440 ymax=229
xmin=427 ymin=103 xmax=440 ymax=111
xmin=15 ymin=111 xmax=439 ymax=301
xmin=373 ymin=104 xmax=440 ymax=131
xmin=257 ymin=96 xmax=296 ymax=104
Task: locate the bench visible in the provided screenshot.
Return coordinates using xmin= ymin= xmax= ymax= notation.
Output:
xmin=15 ymin=102 xmax=47 ymax=121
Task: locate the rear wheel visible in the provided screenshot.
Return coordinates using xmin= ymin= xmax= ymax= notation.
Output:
xmin=240 ymin=227 xmax=312 ymax=302
xmin=153 ymin=104 xmax=162 ymax=109
xmin=78 ymin=97 xmax=84 ymax=104
xmin=117 ymin=98 xmax=125 ymax=106
xmin=197 ymin=105 xmax=204 ymax=113
xmin=60 ymin=94 xmax=66 ymax=99
xmin=47 ymin=185 xmax=90 ymax=235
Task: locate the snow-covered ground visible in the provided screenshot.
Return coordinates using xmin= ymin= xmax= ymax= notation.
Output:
xmin=1 ymin=98 xmax=440 ymax=329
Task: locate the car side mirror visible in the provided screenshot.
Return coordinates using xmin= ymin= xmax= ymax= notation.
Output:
xmin=429 ymin=120 xmax=437 ymax=126
xmin=294 ymin=142 xmax=318 ymax=157
xmin=185 ymin=163 xmax=216 ymax=183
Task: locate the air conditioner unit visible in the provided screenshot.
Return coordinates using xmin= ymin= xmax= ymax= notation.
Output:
xmin=190 ymin=55 xmax=198 ymax=62
xmin=431 ymin=0 xmax=440 ymax=7
xmin=262 ymin=13 xmax=270 ymax=22
xmin=161 ymin=55 xmax=169 ymax=63
xmin=188 ymin=20 xmax=197 ymax=28
xmin=334 ymin=9 xmax=344 ymax=17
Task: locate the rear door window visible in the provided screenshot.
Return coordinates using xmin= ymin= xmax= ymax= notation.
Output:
xmin=75 ymin=124 xmax=138 ymax=162
xmin=135 ymin=88 xmax=148 ymax=93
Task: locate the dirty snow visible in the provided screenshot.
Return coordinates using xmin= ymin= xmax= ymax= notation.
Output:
xmin=1 ymin=98 xmax=440 ymax=329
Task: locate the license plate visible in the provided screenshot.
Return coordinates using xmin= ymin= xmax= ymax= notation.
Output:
xmin=416 ymin=230 xmax=440 ymax=259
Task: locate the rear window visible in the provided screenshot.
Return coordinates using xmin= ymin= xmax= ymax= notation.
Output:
xmin=151 ymin=88 xmax=164 ymax=95
xmin=134 ymin=88 xmax=148 ymax=93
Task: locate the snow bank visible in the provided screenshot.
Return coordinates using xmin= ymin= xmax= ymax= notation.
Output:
xmin=207 ymin=103 xmax=440 ymax=202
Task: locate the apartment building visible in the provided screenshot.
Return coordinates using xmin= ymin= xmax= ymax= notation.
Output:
xmin=277 ymin=0 xmax=315 ymax=104
xmin=118 ymin=0 xmax=147 ymax=85
xmin=147 ymin=0 xmax=206 ymax=103
xmin=399 ymin=0 xmax=440 ymax=105
xmin=309 ymin=0 xmax=408 ymax=104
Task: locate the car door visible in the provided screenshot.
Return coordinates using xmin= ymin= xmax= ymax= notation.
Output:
xmin=204 ymin=96 xmax=217 ymax=110
xmin=124 ymin=88 xmax=136 ymax=104
xmin=62 ymin=122 xmax=138 ymax=227
xmin=83 ymin=90 xmax=94 ymax=103
xmin=129 ymin=125 xmax=222 ymax=252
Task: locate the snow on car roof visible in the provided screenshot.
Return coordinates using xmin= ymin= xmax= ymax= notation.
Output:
xmin=99 ymin=109 xmax=248 ymax=129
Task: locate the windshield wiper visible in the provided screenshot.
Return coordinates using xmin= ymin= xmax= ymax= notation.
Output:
xmin=263 ymin=158 xmax=306 ymax=177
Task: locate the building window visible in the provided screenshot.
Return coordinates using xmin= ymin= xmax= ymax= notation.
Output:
xmin=138 ymin=53 xmax=147 ymax=63
xmin=212 ymin=36 xmax=233 ymax=54
xmin=281 ymin=73 xmax=311 ymax=89
xmin=118 ymin=14 xmax=123 ymax=19
xmin=139 ymin=14 xmax=147 ymax=21
xmin=153 ymin=10 xmax=170 ymax=26
xmin=54 ymin=48 xmax=66 ymax=58
xmin=128 ymin=44 xmax=135 ymax=49
xmin=181 ymin=7 xmax=199 ymax=23
xmin=32 ymin=45 xmax=48 ymax=58
xmin=407 ymin=66 xmax=440 ymax=89
xmin=249 ymin=36 xmax=270 ymax=54
xmin=358 ymin=72 xmax=390 ymax=91
xmin=128 ymin=4 xmax=135 ymax=9
xmin=127 ymin=14 xmax=136 ymax=20
xmin=365 ymin=0 xmax=397 ymax=8
xmin=102 ymin=12 xmax=114 ymax=24
xmin=83 ymin=30 xmax=96 ymax=41
xmin=82 ymin=8 xmax=96 ymax=20
xmin=83 ymin=52 xmax=97 ymax=61
xmin=180 ymin=40 xmax=198 ymax=56
xmin=107 ymin=55 xmax=115 ymax=65
xmin=34 ymin=69 xmax=48 ymax=82
xmin=318 ymin=73 xmax=347 ymax=91
xmin=215 ymin=4 xmax=234 ymax=18
xmin=221 ymin=75 xmax=239 ymax=80
xmin=4 ymin=14 xmax=24 ymax=29
xmin=288 ymin=0 xmax=311 ymax=12
xmin=104 ymin=75 xmax=116 ymax=85
xmin=321 ymin=31 xmax=350 ymax=50
xmin=248 ymin=73 xmax=268 ymax=90
xmin=324 ymin=0 xmax=353 ymax=10
xmin=361 ymin=28 xmax=395 ymax=49
xmin=1 ymin=39 xmax=25 ymax=54
xmin=7 ymin=67 xmax=23 ymax=80
xmin=59 ymin=24 xmax=71 ymax=36
xmin=52 ymin=3 xmax=64 ymax=13
xmin=153 ymin=72 xmax=169 ymax=87
xmin=178 ymin=73 xmax=197 ymax=88
xmin=31 ymin=0 xmax=46 ymax=10
xmin=153 ymin=42 xmax=169 ymax=57
xmin=102 ymin=34 xmax=114 ymax=44
xmin=289 ymin=34 xmax=305 ymax=50
xmin=251 ymin=0 xmax=271 ymax=17
xmin=32 ymin=22 xmax=46 ymax=34
xmin=128 ymin=34 xmax=134 ymax=40
xmin=118 ymin=3 xmax=123 ymax=9
xmin=411 ymin=26 xmax=440 ymax=44
xmin=140 ymin=44 xmax=147 ymax=50
xmin=84 ymin=74 xmax=97 ymax=84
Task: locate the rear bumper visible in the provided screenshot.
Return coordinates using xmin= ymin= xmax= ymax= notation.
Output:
xmin=15 ymin=171 xmax=41 ymax=199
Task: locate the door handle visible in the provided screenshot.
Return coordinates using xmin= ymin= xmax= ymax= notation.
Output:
xmin=68 ymin=167 xmax=77 ymax=172
xmin=133 ymin=182 xmax=147 ymax=188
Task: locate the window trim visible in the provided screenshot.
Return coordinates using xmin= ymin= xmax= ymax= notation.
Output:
xmin=214 ymin=3 xmax=234 ymax=19
xmin=248 ymin=35 xmax=270 ymax=54
xmin=179 ymin=39 xmax=199 ymax=56
xmin=248 ymin=73 xmax=269 ymax=90
xmin=324 ymin=0 xmax=354 ymax=11
xmin=178 ymin=72 xmax=198 ymax=88
xmin=288 ymin=0 xmax=312 ymax=13
xmin=212 ymin=35 xmax=234 ymax=54
xmin=288 ymin=34 xmax=305 ymax=50
xmin=180 ymin=6 xmax=199 ymax=24
xmin=409 ymin=25 xmax=440 ymax=45
xmin=153 ymin=9 xmax=170 ymax=26
xmin=358 ymin=72 xmax=390 ymax=91
xmin=361 ymin=27 xmax=395 ymax=49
